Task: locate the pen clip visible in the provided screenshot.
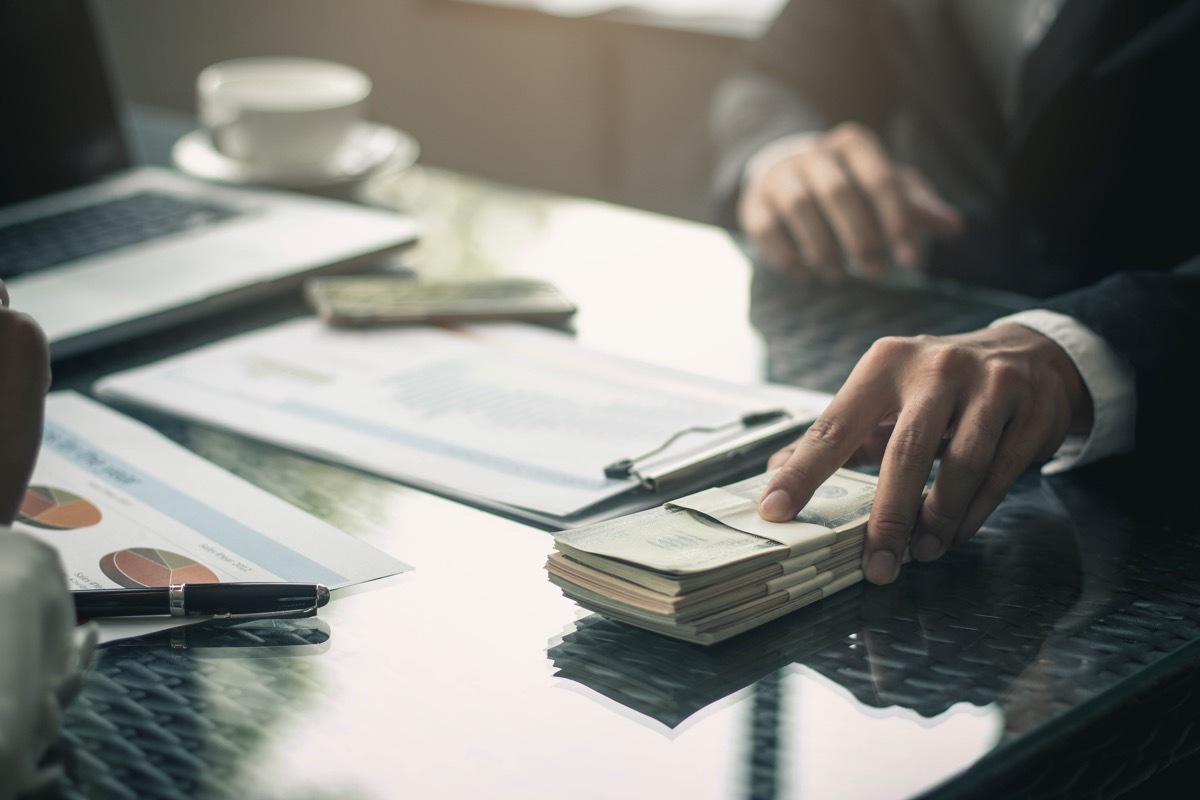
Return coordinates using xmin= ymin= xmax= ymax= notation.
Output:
xmin=208 ymin=604 xmax=321 ymax=622
xmin=604 ymin=408 xmax=794 ymax=489
xmin=173 ymin=582 xmax=328 ymax=620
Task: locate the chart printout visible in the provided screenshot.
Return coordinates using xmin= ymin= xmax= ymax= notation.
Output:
xmin=12 ymin=392 xmax=411 ymax=643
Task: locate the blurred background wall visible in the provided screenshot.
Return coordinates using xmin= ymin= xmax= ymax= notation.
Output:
xmin=92 ymin=0 xmax=777 ymax=223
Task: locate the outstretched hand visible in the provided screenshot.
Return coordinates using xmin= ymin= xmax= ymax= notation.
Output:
xmin=739 ymin=122 xmax=964 ymax=281
xmin=757 ymin=324 xmax=1093 ymax=584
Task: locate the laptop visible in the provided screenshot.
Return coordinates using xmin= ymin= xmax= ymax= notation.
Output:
xmin=0 ymin=0 xmax=419 ymax=359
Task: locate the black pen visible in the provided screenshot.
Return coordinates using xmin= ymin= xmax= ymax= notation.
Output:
xmin=73 ymin=582 xmax=330 ymax=620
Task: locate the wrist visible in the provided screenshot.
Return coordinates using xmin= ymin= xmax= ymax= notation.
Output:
xmin=991 ymin=322 xmax=1094 ymax=433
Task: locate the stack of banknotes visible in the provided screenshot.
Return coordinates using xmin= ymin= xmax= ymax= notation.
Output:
xmin=547 ymin=468 xmax=881 ymax=645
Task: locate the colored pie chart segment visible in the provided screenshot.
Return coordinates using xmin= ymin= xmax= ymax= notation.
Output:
xmin=100 ymin=548 xmax=220 ymax=589
xmin=19 ymin=486 xmax=103 ymax=530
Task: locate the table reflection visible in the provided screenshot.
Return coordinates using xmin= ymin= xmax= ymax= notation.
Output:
xmin=59 ymin=618 xmax=331 ymax=798
xmin=548 ymin=472 xmax=1084 ymax=730
xmin=549 ymin=584 xmax=865 ymax=731
xmin=543 ymin=460 xmax=1200 ymax=797
xmin=45 ymin=164 xmax=1200 ymax=800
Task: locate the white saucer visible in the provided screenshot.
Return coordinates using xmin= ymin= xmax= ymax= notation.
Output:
xmin=172 ymin=122 xmax=419 ymax=189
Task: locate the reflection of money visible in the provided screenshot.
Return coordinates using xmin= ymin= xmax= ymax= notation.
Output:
xmin=548 ymin=585 xmax=865 ymax=729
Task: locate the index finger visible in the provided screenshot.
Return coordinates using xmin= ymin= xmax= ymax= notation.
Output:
xmin=833 ymin=133 xmax=918 ymax=268
xmin=758 ymin=377 xmax=895 ymax=521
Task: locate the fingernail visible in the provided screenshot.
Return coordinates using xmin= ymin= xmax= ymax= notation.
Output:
xmin=911 ymin=533 xmax=941 ymax=562
xmin=865 ymin=551 xmax=898 ymax=585
xmin=759 ymin=489 xmax=793 ymax=521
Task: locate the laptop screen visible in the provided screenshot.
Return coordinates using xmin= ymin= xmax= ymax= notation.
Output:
xmin=0 ymin=0 xmax=129 ymax=207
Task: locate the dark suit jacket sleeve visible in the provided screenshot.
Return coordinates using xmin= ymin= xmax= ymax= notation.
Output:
xmin=709 ymin=0 xmax=897 ymax=230
xmin=1038 ymin=255 xmax=1200 ymax=469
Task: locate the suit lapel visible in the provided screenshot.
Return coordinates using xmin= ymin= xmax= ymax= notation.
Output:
xmin=1008 ymin=0 xmax=1124 ymax=157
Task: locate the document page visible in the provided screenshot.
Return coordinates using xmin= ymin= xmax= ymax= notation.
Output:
xmin=14 ymin=392 xmax=412 ymax=643
xmin=96 ymin=320 xmax=830 ymax=521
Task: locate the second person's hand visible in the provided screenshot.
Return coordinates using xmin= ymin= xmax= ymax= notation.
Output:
xmin=739 ymin=122 xmax=964 ymax=281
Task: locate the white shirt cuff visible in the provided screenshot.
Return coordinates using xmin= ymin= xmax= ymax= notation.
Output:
xmin=991 ymin=309 xmax=1136 ymax=474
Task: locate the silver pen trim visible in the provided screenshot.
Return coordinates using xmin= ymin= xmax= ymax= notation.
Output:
xmin=169 ymin=584 xmax=186 ymax=617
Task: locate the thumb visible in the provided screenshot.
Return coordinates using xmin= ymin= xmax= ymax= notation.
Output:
xmin=899 ymin=168 xmax=964 ymax=238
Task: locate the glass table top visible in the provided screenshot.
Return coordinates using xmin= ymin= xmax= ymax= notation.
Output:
xmin=49 ymin=165 xmax=1200 ymax=800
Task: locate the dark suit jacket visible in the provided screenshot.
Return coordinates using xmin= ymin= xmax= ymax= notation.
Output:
xmin=710 ymin=0 xmax=1200 ymax=470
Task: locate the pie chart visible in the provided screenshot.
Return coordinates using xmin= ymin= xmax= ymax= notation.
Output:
xmin=19 ymin=486 xmax=103 ymax=530
xmin=99 ymin=548 xmax=220 ymax=589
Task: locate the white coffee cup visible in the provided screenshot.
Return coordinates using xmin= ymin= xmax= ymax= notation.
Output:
xmin=197 ymin=57 xmax=372 ymax=175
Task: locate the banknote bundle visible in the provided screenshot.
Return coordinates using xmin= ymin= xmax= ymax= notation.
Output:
xmin=548 ymin=468 xmax=880 ymax=645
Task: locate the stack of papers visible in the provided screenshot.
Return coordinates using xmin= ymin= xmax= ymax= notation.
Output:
xmin=94 ymin=319 xmax=831 ymax=528
xmin=547 ymin=469 xmax=880 ymax=645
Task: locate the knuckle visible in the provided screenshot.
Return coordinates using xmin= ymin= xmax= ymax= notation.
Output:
xmin=869 ymin=509 xmax=915 ymax=545
xmin=781 ymin=188 xmax=817 ymax=219
xmin=962 ymin=412 xmax=1004 ymax=444
xmin=887 ymin=425 xmax=938 ymax=466
xmin=947 ymin=439 xmax=994 ymax=476
xmin=866 ymin=335 xmax=912 ymax=361
xmin=861 ymin=334 xmax=932 ymax=372
xmin=863 ymin=170 xmax=901 ymax=199
xmin=925 ymin=342 xmax=968 ymax=375
xmin=830 ymin=121 xmax=876 ymax=148
xmin=774 ymin=460 xmax=823 ymax=489
xmin=984 ymin=359 xmax=1030 ymax=393
xmin=802 ymin=416 xmax=850 ymax=450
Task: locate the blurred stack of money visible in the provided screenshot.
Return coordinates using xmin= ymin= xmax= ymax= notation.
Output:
xmin=547 ymin=468 xmax=880 ymax=645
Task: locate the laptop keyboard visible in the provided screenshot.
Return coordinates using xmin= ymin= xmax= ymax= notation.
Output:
xmin=0 ymin=191 xmax=243 ymax=279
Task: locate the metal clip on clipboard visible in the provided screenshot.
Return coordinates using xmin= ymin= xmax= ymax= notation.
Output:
xmin=603 ymin=409 xmax=804 ymax=496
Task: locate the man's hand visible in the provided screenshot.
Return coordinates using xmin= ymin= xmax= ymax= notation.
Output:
xmin=757 ymin=324 xmax=1093 ymax=584
xmin=0 ymin=279 xmax=51 ymax=525
xmin=739 ymin=122 xmax=964 ymax=281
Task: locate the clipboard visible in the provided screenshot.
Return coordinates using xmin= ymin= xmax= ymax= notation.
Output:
xmin=94 ymin=319 xmax=831 ymax=529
